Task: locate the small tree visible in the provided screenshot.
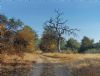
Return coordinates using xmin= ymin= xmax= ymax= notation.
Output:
xmin=44 ymin=10 xmax=78 ymax=52
xmin=93 ymin=40 xmax=100 ymax=49
xmin=14 ymin=26 xmax=37 ymax=52
xmin=80 ymin=36 xmax=94 ymax=53
xmin=40 ymin=26 xmax=58 ymax=52
xmin=65 ymin=38 xmax=80 ymax=51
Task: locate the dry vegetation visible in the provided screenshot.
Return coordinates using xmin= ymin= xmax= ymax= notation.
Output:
xmin=0 ymin=53 xmax=100 ymax=76
xmin=0 ymin=53 xmax=39 ymax=64
xmin=0 ymin=52 xmax=40 ymax=76
xmin=42 ymin=53 xmax=100 ymax=76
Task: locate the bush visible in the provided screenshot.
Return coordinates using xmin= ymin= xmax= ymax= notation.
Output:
xmin=85 ymin=48 xmax=100 ymax=53
xmin=63 ymin=48 xmax=78 ymax=54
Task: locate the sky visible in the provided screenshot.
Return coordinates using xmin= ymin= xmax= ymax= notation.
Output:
xmin=0 ymin=0 xmax=100 ymax=42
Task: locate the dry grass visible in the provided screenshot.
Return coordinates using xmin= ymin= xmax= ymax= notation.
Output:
xmin=0 ymin=52 xmax=40 ymax=76
xmin=0 ymin=52 xmax=39 ymax=64
xmin=43 ymin=53 xmax=100 ymax=58
xmin=1 ymin=52 xmax=100 ymax=76
xmin=43 ymin=53 xmax=100 ymax=61
xmin=42 ymin=53 xmax=100 ymax=76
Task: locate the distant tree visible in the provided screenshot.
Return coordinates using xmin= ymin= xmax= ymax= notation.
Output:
xmin=44 ymin=9 xmax=78 ymax=52
xmin=40 ymin=26 xmax=58 ymax=52
xmin=65 ymin=38 xmax=80 ymax=51
xmin=79 ymin=36 xmax=94 ymax=53
xmin=93 ymin=40 xmax=100 ymax=49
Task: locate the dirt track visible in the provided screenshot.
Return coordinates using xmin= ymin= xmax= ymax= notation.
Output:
xmin=31 ymin=55 xmax=72 ymax=76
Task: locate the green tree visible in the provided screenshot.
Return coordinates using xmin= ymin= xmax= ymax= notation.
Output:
xmin=65 ymin=38 xmax=80 ymax=51
xmin=93 ymin=40 xmax=100 ymax=49
xmin=80 ymin=36 xmax=94 ymax=53
xmin=0 ymin=14 xmax=7 ymax=24
xmin=7 ymin=18 xmax=23 ymax=31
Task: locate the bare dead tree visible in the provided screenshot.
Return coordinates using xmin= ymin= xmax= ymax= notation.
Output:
xmin=44 ymin=9 xmax=78 ymax=52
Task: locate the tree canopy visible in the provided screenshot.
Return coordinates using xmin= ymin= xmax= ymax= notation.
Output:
xmin=0 ymin=14 xmax=37 ymax=53
xmin=42 ymin=9 xmax=78 ymax=52
xmin=79 ymin=36 xmax=94 ymax=53
xmin=65 ymin=38 xmax=80 ymax=51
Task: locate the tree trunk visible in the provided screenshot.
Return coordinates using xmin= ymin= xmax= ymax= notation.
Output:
xmin=58 ymin=38 xmax=61 ymax=52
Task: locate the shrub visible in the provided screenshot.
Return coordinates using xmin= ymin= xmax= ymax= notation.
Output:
xmin=85 ymin=48 xmax=100 ymax=53
xmin=63 ymin=48 xmax=78 ymax=54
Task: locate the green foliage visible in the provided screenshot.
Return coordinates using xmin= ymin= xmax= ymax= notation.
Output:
xmin=2 ymin=14 xmax=100 ymax=54
xmin=79 ymin=36 xmax=94 ymax=53
xmin=65 ymin=38 xmax=80 ymax=51
xmin=39 ymin=26 xmax=58 ymax=52
xmin=8 ymin=18 xmax=23 ymax=31
xmin=0 ymin=14 xmax=37 ymax=53
xmin=85 ymin=48 xmax=100 ymax=53
xmin=64 ymin=49 xmax=78 ymax=54
xmin=0 ymin=14 xmax=7 ymax=24
xmin=93 ymin=41 xmax=100 ymax=49
xmin=60 ymin=39 xmax=66 ymax=50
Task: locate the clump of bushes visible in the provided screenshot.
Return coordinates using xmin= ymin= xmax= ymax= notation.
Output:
xmin=0 ymin=14 xmax=37 ymax=53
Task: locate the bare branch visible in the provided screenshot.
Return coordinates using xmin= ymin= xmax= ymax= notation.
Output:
xmin=43 ymin=9 xmax=79 ymax=52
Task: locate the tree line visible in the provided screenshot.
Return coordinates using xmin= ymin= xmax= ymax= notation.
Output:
xmin=0 ymin=10 xmax=100 ymax=53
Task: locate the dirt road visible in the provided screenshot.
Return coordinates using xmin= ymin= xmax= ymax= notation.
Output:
xmin=31 ymin=55 xmax=72 ymax=76
xmin=31 ymin=58 xmax=44 ymax=76
xmin=54 ymin=63 xmax=72 ymax=76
